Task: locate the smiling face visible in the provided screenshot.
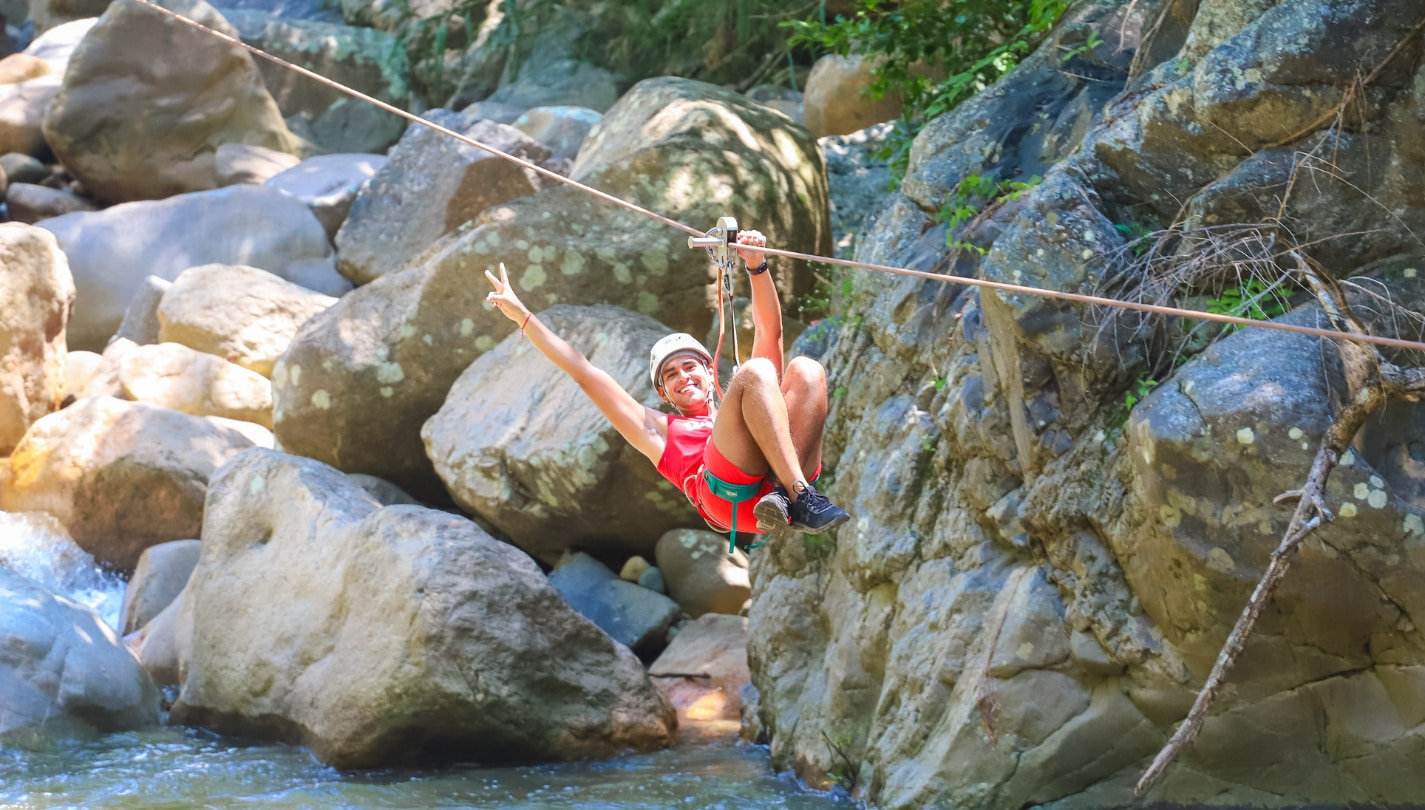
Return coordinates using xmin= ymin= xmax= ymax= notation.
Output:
xmin=658 ymin=352 xmax=714 ymax=415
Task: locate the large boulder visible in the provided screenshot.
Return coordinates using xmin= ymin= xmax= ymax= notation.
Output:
xmin=547 ymin=552 xmax=682 ymax=653
xmin=119 ymin=538 xmax=200 ymax=635
xmin=222 ymin=9 xmax=409 ymax=154
xmin=170 ymin=448 xmax=676 ymax=768
xmin=272 ymin=77 xmax=829 ymax=493
xmin=421 ymin=305 xmax=700 ymax=560
xmin=0 ymin=223 xmax=73 ymax=456
xmin=157 ymin=263 xmax=336 ymax=377
xmin=43 ymin=0 xmax=302 ymax=204
xmin=0 ymin=568 xmax=159 ymax=742
xmin=334 ymin=111 xmax=548 ymax=286
xmin=264 ymin=152 xmax=386 ymax=239
xmin=39 ymin=185 xmax=349 ymax=352
xmin=118 ymin=342 xmax=274 ymax=428
xmin=654 ymin=529 xmax=751 ymax=618
xmin=0 ymin=397 xmax=260 ymax=572
xmin=801 ymin=55 xmax=904 ymax=139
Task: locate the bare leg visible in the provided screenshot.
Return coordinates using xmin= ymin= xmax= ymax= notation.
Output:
xmin=781 ymin=356 xmax=828 ymax=477
xmin=710 ymin=358 xmax=808 ymax=500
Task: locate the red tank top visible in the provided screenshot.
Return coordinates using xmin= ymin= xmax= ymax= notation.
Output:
xmin=656 ymin=412 xmax=714 ymax=501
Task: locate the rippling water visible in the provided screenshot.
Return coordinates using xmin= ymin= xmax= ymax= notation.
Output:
xmin=0 ymin=514 xmax=851 ymax=810
xmin=0 ymin=728 xmax=852 ymax=809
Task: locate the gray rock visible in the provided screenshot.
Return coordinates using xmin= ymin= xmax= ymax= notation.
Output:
xmin=171 ymin=448 xmax=675 ymax=768
xmin=489 ymin=59 xmax=620 ymax=114
xmin=421 ymin=305 xmax=700 ymax=562
xmin=120 ymin=539 xmax=201 ymax=635
xmin=0 ymin=151 xmax=44 ymax=183
xmin=511 ymin=105 xmax=601 ymax=161
xmin=637 ymin=565 xmax=665 ymax=594
xmin=20 ymin=17 xmax=95 ymax=69
xmin=458 ymin=100 xmax=527 ymax=125
xmin=39 ymin=184 xmax=348 ymax=352
xmin=4 ymin=181 xmax=95 ymax=222
xmin=0 ymin=68 xmax=58 ymax=157
xmin=215 ymin=143 xmax=302 ymax=186
xmin=110 ymin=275 xmax=170 ymax=347
xmin=0 ymin=222 xmax=72 ymax=455
xmin=221 ymin=9 xmax=409 ymax=153
xmin=819 ymin=122 xmax=894 ymax=259
xmin=130 ymin=587 xmax=185 ymax=686
xmin=265 ymin=152 xmax=386 ymax=239
xmin=548 ymin=552 xmax=682 ymax=654
xmin=43 ymin=0 xmax=301 ymax=204
xmin=334 ymin=111 xmax=548 ymax=286
xmin=655 ymin=529 xmax=751 ymax=618
xmin=0 ymin=568 xmax=159 ymax=741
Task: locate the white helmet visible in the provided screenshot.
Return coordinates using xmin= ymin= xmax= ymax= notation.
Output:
xmin=649 ymin=333 xmax=712 ymax=389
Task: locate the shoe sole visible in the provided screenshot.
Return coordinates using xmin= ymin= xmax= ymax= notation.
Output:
xmin=752 ymin=498 xmax=791 ymax=537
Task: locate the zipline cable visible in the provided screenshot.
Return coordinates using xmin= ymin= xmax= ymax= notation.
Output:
xmin=125 ymin=0 xmax=1425 ymax=356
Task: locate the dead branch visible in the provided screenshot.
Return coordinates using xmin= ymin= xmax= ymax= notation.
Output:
xmin=1135 ymin=252 xmax=1425 ymax=796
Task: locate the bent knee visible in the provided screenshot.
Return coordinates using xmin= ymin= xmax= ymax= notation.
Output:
xmin=785 ymin=356 xmax=827 ymax=389
xmin=732 ymin=356 xmax=779 ymax=386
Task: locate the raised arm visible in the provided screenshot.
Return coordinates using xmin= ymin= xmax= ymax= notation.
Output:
xmin=737 ymin=230 xmax=784 ymax=378
xmin=484 ymin=264 xmax=668 ymax=464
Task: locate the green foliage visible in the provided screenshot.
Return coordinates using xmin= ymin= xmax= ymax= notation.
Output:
xmin=937 ymin=173 xmax=1042 ymax=252
xmin=1205 ymin=278 xmax=1292 ymax=328
xmin=1060 ymin=30 xmax=1102 ymax=63
xmin=787 ymin=0 xmax=1068 ymax=183
xmin=1123 ymin=376 xmax=1157 ymax=411
xmin=1114 ymin=221 xmax=1154 ymax=256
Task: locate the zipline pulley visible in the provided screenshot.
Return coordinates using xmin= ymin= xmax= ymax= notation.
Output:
xmin=689 ymin=217 xmax=741 ymax=401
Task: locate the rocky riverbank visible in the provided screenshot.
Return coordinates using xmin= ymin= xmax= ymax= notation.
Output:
xmin=4 ymin=0 xmax=1425 ymax=806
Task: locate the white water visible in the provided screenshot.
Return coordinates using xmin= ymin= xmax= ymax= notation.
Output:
xmin=0 ymin=511 xmax=125 ymax=628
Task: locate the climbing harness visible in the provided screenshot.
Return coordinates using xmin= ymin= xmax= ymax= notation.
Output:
xmin=128 ymin=0 xmax=1425 ymax=355
xmin=688 ymin=217 xmax=742 ymax=401
xmin=700 ymin=469 xmax=764 ymax=554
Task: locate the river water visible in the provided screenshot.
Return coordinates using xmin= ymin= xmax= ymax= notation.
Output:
xmin=0 ymin=512 xmax=853 ymax=810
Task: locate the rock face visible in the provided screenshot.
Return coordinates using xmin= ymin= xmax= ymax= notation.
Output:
xmin=422 ymin=305 xmax=700 ymax=560
xmin=171 ymin=448 xmax=676 ymax=768
xmin=745 ymin=0 xmax=1425 ymax=807
xmin=118 ymin=342 xmax=274 ymax=427
xmin=43 ymin=0 xmax=301 ymax=204
xmin=157 ymin=264 xmax=336 ymax=377
xmin=273 ymin=77 xmax=829 ymax=494
xmin=39 ymin=185 xmax=349 ymax=352
xmin=801 ymin=55 xmax=903 ymax=138
xmin=334 ymin=111 xmax=548 ymax=286
xmin=0 ymin=223 xmax=73 ymax=456
xmin=0 ymin=568 xmax=159 ymax=740
xmin=0 ymin=397 xmax=259 ymax=572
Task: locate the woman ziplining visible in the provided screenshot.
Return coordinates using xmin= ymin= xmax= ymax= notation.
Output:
xmin=483 ymin=228 xmax=850 ymax=552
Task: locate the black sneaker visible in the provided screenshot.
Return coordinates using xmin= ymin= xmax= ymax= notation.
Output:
xmin=753 ymin=485 xmax=792 ymax=536
xmin=788 ymin=484 xmax=850 ymax=534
